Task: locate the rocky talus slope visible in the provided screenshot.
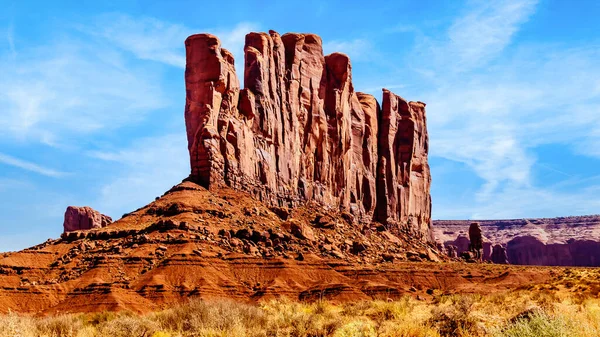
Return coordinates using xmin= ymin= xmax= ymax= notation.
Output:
xmin=0 ymin=182 xmax=557 ymax=314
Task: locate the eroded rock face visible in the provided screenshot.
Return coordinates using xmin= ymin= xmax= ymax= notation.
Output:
xmin=468 ymin=222 xmax=483 ymax=259
xmin=184 ymin=30 xmax=431 ymax=239
xmin=375 ymin=90 xmax=431 ymax=238
xmin=63 ymin=206 xmax=112 ymax=233
xmin=491 ymin=244 xmax=508 ymax=264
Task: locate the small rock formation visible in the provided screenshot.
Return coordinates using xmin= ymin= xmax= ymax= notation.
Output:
xmin=446 ymin=245 xmax=458 ymax=258
xmin=491 ymin=244 xmax=508 ymax=264
xmin=184 ymin=30 xmax=431 ymax=239
xmin=450 ymin=234 xmax=470 ymax=255
xmin=483 ymin=241 xmax=492 ymax=261
xmin=63 ymin=206 xmax=112 ymax=233
xmin=468 ymin=222 xmax=483 ymax=259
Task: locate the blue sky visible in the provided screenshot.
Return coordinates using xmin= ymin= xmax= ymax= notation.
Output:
xmin=1 ymin=0 xmax=599 ymax=251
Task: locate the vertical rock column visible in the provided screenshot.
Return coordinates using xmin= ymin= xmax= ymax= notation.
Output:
xmin=281 ymin=33 xmax=329 ymax=205
xmin=184 ymin=34 xmax=240 ymax=188
xmin=376 ymin=89 xmax=431 ymax=238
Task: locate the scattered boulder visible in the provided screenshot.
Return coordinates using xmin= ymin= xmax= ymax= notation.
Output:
xmin=63 ymin=206 xmax=112 ymax=233
xmin=287 ymin=220 xmax=315 ymax=241
xmin=313 ymin=215 xmax=336 ymax=229
xmin=270 ymin=207 xmax=291 ymax=220
xmin=351 ymin=241 xmax=367 ymax=254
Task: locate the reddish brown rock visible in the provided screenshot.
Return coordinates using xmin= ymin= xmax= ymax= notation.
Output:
xmin=434 ymin=216 xmax=600 ymax=266
xmin=447 ymin=234 xmax=470 ymax=255
xmin=63 ymin=206 xmax=112 ymax=233
xmin=491 ymin=244 xmax=508 ymax=264
xmin=483 ymin=241 xmax=492 ymax=261
xmin=468 ymin=222 xmax=483 ymax=259
xmin=446 ymin=245 xmax=458 ymax=258
xmin=443 ymin=233 xmax=493 ymax=262
xmin=375 ymin=90 xmax=431 ymax=239
xmin=184 ymin=30 xmax=431 ymax=238
xmin=185 ymin=33 xmax=240 ymax=188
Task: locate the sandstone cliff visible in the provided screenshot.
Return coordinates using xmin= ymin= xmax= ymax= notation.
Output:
xmin=185 ymin=31 xmax=431 ymax=239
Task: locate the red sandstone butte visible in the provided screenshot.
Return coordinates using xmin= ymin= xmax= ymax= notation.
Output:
xmin=63 ymin=206 xmax=112 ymax=233
xmin=184 ymin=30 xmax=431 ymax=239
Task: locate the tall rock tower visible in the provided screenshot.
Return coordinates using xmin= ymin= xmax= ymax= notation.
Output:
xmin=184 ymin=30 xmax=432 ymax=240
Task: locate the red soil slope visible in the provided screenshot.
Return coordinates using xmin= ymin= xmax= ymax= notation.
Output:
xmin=0 ymin=181 xmax=560 ymax=315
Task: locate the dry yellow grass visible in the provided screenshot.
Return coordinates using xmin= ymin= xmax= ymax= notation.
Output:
xmin=2 ymin=269 xmax=600 ymax=337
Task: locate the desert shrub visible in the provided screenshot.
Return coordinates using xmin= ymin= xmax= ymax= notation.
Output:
xmin=340 ymin=300 xmax=374 ymax=317
xmin=151 ymin=332 xmax=173 ymax=337
xmin=367 ymin=298 xmax=416 ymax=322
xmin=262 ymin=299 xmax=342 ymax=336
xmin=428 ymin=295 xmax=481 ymax=337
xmin=35 ymin=314 xmax=85 ymax=337
xmin=378 ymin=320 xmax=441 ymax=337
xmin=333 ymin=319 xmax=376 ymax=337
xmin=80 ymin=311 xmax=120 ymax=326
xmin=0 ymin=312 xmax=37 ymax=337
xmin=74 ymin=326 xmax=98 ymax=337
xmin=530 ymin=291 xmax=560 ymax=312
xmin=5 ymin=292 xmax=600 ymax=337
xmin=494 ymin=311 xmax=572 ymax=337
xmin=96 ymin=315 xmax=159 ymax=337
xmin=153 ymin=298 xmax=268 ymax=336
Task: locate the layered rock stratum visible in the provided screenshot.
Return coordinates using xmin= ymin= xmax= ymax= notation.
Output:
xmin=433 ymin=216 xmax=600 ymax=266
xmin=184 ymin=31 xmax=431 ymax=240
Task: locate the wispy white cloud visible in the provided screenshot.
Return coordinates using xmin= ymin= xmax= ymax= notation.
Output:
xmin=446 ymin=0 xmax=538 ymax=69
xmin=87 ymin=14 xmax=258 ymax=76
xmin=437 ymin=182 xmax=600 ymax=220
xmin=0 ymin=15 xmax=260 ymax=148
xmin=323 ymin=38 xmax=371 ymax=62
xmin=86 ymin=14 xmax=191 ymax=67
xmin=6 ymin=23 xmax=16 ymax=58
xmin=400 ymin=0 xmax=600 ymax=218
xmin=0 ymin=152 xmax=66 ymax=177
xmin=414 ymin=0 xmax=539 ymax=76
xmin=89 ymin=133 xmax=188 ymax=219
xmin=0 ymin=36 xmax=167 ymax=146
xmin=0 ymin=178 xmax=33 ymax=192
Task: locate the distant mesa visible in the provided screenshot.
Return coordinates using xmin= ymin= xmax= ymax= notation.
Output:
xmin=434 ymin=216 xmax=600 ymax=266
xmin=63 ymin=206 xmax=112 ymax=233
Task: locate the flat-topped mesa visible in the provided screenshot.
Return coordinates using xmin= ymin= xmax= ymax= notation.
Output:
xmin=184 ymin=30 xmax=431 ymax=239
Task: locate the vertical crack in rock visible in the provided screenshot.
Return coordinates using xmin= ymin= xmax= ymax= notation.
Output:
xmin=184 ymin=31 xmax=432 ymax=240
